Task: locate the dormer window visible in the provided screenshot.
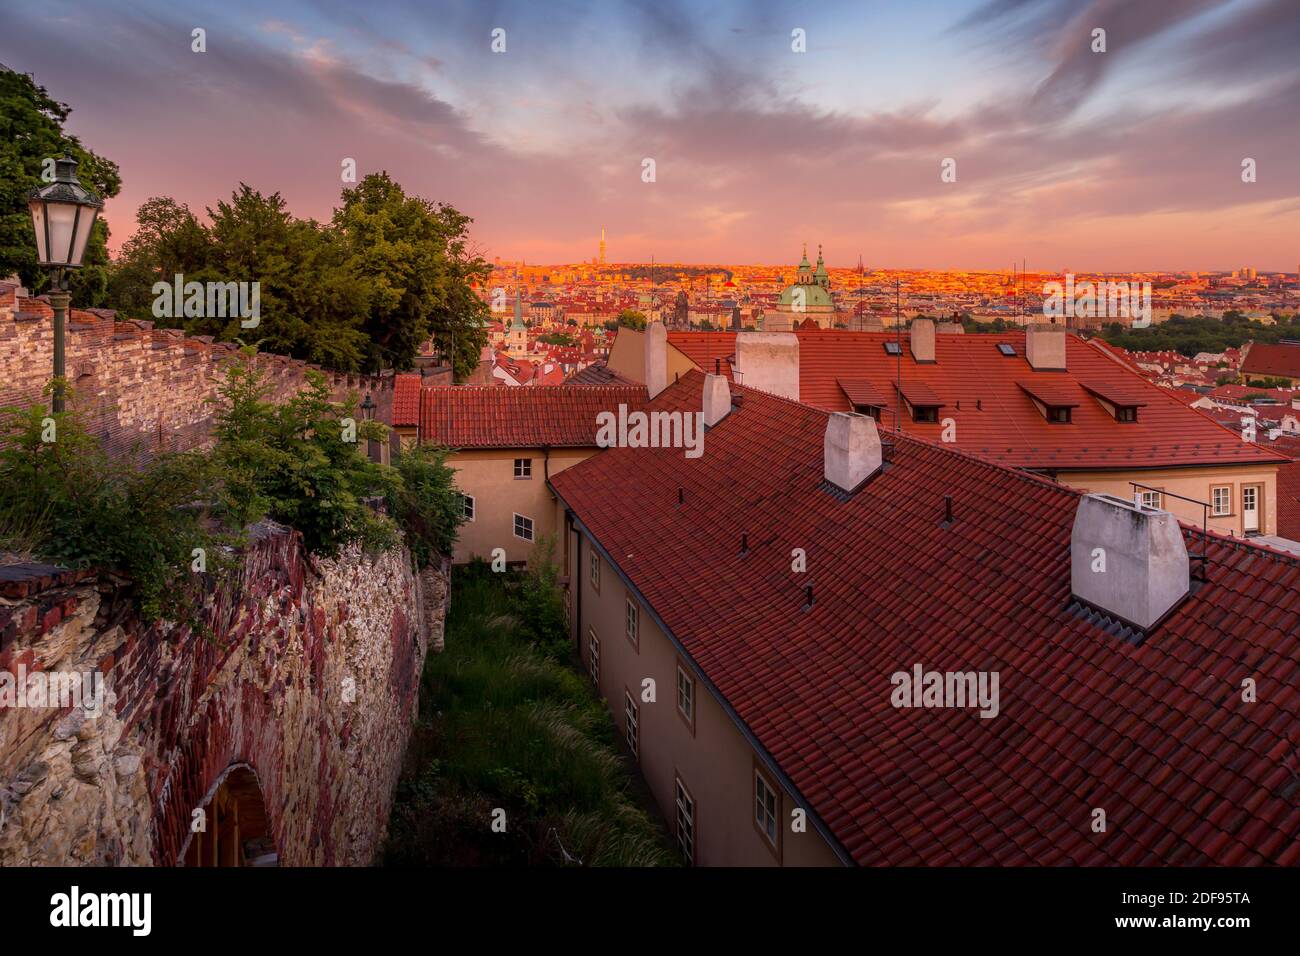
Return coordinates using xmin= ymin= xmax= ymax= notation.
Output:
xmin=1018 ymin=380 xmax=1078 ymax=424
xmin=896 ymin=382 xmax=944 ymax=425
xmin=1081 ymin=381 xmax=1146 ymax=423
xmin=838 ymin=379 xmax=887 ymax=424
xmin=913 ymin=405 xmax=940 ymax=424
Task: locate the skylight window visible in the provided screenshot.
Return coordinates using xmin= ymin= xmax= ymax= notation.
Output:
xmin=997 ymin=343 xmax=1016 ymax=356
xmin=884 ymin=341 xmax=902 ymax=356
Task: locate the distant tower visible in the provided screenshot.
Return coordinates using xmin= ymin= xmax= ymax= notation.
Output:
xmin=598 ymin=227 xmax=606 ymax=265
xmin=507 ymin=289 xmax=528 ymax=357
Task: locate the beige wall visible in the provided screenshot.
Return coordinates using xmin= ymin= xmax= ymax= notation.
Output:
xmin=449 ymin=447 xmax=594 ymax=564
xmin=558 ymin=505 xmax=844 ymax=867
xmin=607 ymin=327 xmax=699 ymax=385
xmin=1057 ymin=464 xmax=1279 ymax=537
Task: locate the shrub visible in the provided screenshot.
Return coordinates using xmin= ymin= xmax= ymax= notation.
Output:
xmin=386 ymin=442 xmax=464 ymax=569
xmin=0 ymin=401 xmax=225 ymax=621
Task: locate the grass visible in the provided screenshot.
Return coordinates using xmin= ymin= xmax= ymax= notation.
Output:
xmin=382 ymin=561 xmax=678 ymax=867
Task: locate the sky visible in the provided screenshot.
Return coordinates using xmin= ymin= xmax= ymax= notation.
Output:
xmin=2 ymin=0 xmax=1298 ymax=271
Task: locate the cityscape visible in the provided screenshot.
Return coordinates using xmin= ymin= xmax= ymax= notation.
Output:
xmin=0 ymin=0 xmax=1297 ymax=939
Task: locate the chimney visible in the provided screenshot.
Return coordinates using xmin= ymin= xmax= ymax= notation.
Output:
xmin=909 ymin=317 xmax=936 ymax=363
xmin=1025 ymin=324 xmax=1066 ymax=371
xmin=823 ymin=412 xmax=882 ymax=492
xmin=734 ymin=332 xmax=799 ymax=400
xmin=702 ymin=373 xmax=731 ymax=426
xmin=1070 ymin=493 xmax=1190 ymax=631
xmin=645 ymin=321 xmax=667 ymax=398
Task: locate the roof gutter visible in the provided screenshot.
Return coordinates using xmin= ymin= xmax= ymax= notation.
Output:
xmin=550 ymin=481 xmax=857 ymax=868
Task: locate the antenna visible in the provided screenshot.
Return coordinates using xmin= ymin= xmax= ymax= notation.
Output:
xmin=895 ymin=277 xmax=902 ymax=433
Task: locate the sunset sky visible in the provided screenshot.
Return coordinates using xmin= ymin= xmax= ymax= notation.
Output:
xmin=3 ymin=0 xmax=1297 ymax=271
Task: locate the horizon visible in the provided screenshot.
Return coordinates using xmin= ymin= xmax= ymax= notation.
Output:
xmin=2 ymin=0 xmax=1297 ymax=272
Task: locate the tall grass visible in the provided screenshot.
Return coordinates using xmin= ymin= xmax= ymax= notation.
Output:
xmin=383 ymin=561 xmax=677 ymax=867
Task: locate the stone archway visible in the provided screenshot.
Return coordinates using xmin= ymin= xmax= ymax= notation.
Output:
xmin=180 ymin=764 xmax=277 ymax=867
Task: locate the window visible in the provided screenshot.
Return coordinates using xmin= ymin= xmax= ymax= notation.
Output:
xmin=625 ymin=597 xmax=639 ymax=647
xmin=1047 ymin=406 xmax=1072 ymax=424
xmin=1116 ymin=405 xmax=1138 ymax=423
xmin=883 ymin=341 xmax=902 ymax=356
xmin=1212 ymin=486 xmax=1232 ymax=516
xmin=513 ymin=513 xmax=534 ymax=541
xmin=624 ymin=691 xmax=639 ymax=757
xmin=1139 ymin=490 xmax=1162 ymax=510
xmin=589 ymin=552 xmax=600 ymax=590
xmin=854 ymin=403 xmax=882 ymax=421
xmin=675 ymin=776 xmax=695 ymax=864
xmin=513 ymin=457 xmax=532 ymax=479
xmin=996 ymin=343 xmax=1016 ymax=357
xmin=754 ymin=771 xmax=779 ymax=848
xmin=588 ymin=629 xmax=600 ymax=685
xmin=461 ymin=494 xmax=475 ymax=521
xmin=676 ymin=665 xmax=695 ymax=725
xmin=912 ymin=405 xmax=939 ymax=424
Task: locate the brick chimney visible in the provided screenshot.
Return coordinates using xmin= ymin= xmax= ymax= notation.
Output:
xmin=1070 ymin=493 xmax=1190 ymax=631
xmin=824 ymin=412 xmax=881 ymax=492
xmin=1026 ymin=324 xmax=1067 ymax=371
xmin=910 ymin=317 xmax=936 ymax=363
xmin=645 ymin=321 xmax=667 ymax=398
xmin=702 ymin=372 xmax=731 ymax=426
xmin=734 ymin=332 xmax=799 ymax=400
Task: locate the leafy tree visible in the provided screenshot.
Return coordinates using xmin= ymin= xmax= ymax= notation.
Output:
xmin=386 ymin=443 xmax=465 ymax=569
xmin=614 ymin=309 xmax=646 ymax=330
xmin=209 ymin=350 xmax=397 ymax=556
xmin=0 ymin=68 xmax=121 ymax=304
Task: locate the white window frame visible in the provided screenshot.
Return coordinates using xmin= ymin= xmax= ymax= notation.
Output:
xmin=588 ymin=629 xmax=600 ymax=686
xmin=675 ymin=776 xmax=695 ymax=865
xmin=513 ymin=457 xmax=532 ymax=480
xmin=754 ymin=770 xmax=779 ymax=848
xmin=625 ymin=597 xmax=639 ymax=648
xmin=461 ymin=493 xmax=475 ymax=522
xmin=624 ymin=690 xmax=639 ymax=758
xmin=513 ymin=513 xmax=534 ymax=541
xmin=676 ymin=665 xmax=694 ymax=723
xmin=1139 ymin=490 xmax=1162 ymax=510
xmin=589 ymin=552 xmax=600 ymax=590
xmin=1211 ymin=486 xmax=1231 ymax=516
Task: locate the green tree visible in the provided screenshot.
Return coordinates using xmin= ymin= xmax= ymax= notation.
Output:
xmin=0 ymin=68 xmax=121 ymax=304
xmin=614 ymin=309 xmax=646 ymax=330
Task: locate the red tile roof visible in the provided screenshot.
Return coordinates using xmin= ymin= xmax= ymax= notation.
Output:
xmin=1279 ymin=459 xmax=1300 ymax=540
xmin=551 ymin=371 xmax=1300 ymax=866
xmin=1017 ymin=378 xmax=1080 ymax=409
xmin=665 ymin=330 xmax=1287 ymax=470
xmin=393 ymin=373 xmax=421 ymax=427
xmin=836 ymin=378 xmax=886 ymax=408
xmin=1242 ymin=342 xmax=1300 ymax=379
xmin=419 ymin=384 xmax=647 ymax=448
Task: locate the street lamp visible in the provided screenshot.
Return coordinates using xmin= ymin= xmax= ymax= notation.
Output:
xmin=28 ymin=154 xmax=104 ymax=413
xmin=360 ymin=393 xmax=375 ymax=420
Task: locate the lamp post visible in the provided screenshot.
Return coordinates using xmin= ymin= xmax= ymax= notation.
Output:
xmin=360 ymin=392 xmax=377 ymax=462
xmin=28 ymin=154 xmax=104 ymax=413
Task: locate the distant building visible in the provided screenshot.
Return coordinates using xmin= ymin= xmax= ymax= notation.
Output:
xmin=766 ymin=245 xmax=834 ymax=330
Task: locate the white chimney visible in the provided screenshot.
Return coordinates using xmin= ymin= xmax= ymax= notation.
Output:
xmin=702 ymin=373 xmax=731 ymax=427
xmin=823 ymin=412 xmax=881 ymax=492
xmin=910 ymin=317 xmax=936 ymax=363
xmin=1070 ymin=493 xmax=1190 ymax=631
xmin=734 ymin=332 xmax=799 ymax=400
xmin=1026 ymin=324 xmax=1067 ymax=371
xmin=645 ymin=321 xmax=667 ymax=398
xmin=1241 ymin=415 xmax=1256 ymax=443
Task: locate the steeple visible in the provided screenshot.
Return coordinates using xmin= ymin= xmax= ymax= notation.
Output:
xmin=814 ymin=244 xmax=830 ymax=288
xmin=798 ymin=242 xmax=811 ymax=272
xmin=511 ymin=288 xmax=525 ymax=330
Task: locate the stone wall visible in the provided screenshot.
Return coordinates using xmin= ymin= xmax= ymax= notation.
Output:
xmin=0 ymin=282 xmax=396 ymax=459
xmin=0 ymin=525 xmax=448 ymax=866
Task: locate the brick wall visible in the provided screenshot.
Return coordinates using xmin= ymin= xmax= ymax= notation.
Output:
xmin=0 ymin=526 xmax=449 ymax=865
xmin=0 ymin=282 xmax=396 ymax=458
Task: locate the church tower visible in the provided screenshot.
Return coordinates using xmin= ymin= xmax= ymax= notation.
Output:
xmin=507 ymin=289 xmax=528 ymax=357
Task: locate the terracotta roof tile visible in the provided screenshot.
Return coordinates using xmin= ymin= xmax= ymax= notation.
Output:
xmin=551 ymin=371 xmax=1300 ymax=866
xmin=419 ymin=384 xmax=647 ymax=448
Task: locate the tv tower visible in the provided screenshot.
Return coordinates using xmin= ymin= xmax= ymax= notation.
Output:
xmin=598 ymin=226 xmax=606 ymax=265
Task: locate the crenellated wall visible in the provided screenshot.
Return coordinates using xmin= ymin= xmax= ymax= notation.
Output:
xmin=0 ymin=282 xmax=395 ymax=458
xmin=0 ymin=525 xmax=449 ymax=866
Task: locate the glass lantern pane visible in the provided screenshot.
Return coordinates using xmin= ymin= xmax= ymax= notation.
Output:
xmin=46 ymin=202 xmax=78 ymax=265
xmin=70 ymin=206 xmax=99 ymax=267
xmin=28 ymin=200 xmax=49 ymax=264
